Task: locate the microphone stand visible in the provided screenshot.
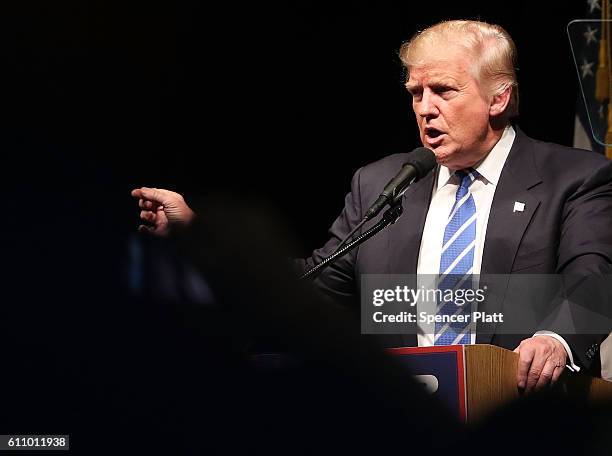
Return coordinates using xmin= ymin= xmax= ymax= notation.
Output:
xmin=300 ymin=199 xmax=404 ymax=281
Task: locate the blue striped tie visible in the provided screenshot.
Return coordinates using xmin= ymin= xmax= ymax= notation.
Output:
xmin=434 ymin=169 xmax=479 ymax=345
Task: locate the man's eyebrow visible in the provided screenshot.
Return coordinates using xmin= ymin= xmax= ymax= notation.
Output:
xmin=405 ymin=77 xmax=459 ymax=91
xmin=428 ymin=77 xmax=458 ymax=86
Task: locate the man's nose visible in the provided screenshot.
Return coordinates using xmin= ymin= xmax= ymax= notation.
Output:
xmin=415 ymin=90 xmax=439 ymax=118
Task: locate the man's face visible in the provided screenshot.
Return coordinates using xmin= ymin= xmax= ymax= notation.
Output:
xmin=406 ymin=45 xmax=495 ymax=170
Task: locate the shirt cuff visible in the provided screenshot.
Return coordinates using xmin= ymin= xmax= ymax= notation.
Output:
xmin=533 ymin=331 xmax=580 ymax=372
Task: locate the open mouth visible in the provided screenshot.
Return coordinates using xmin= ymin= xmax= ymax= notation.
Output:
xmin=425 ymin=127 xmax=444 ymax=138
xmin=424 ymin=127 xmax=445 ymax=146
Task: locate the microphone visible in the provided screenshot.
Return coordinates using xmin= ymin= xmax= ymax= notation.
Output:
xmin=363 ymin=147 xmax=437 ymax=221
xmin=330 ymin=147 xmax=437 ymax=255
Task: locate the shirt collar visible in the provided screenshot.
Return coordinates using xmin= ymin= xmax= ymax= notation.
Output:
xmin=436 ymin=125 xmax=516 ymax=190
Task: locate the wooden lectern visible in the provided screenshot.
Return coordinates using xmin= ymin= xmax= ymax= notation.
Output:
xmin=389 ymin=344 xmax=612 ymax=422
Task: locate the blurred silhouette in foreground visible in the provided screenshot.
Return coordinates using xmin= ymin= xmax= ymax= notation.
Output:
xmin=4 ymin=144 xmax=612 ymax=452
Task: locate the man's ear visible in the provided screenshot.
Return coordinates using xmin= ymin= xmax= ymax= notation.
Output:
xmin=489 ymin=85 xmax=512 ymax=117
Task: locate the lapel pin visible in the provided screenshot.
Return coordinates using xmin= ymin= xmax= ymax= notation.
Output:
xmin=513 ymin=201 xmax=525 ymax=213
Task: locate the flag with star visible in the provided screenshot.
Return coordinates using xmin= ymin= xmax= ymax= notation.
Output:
xmin=570 ymin=0 xmax=611 ymax=157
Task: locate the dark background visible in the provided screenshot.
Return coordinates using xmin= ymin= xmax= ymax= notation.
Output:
xmin=3 ymin=0 xmax=587 ymax=250
xmin=0 ymin=2 xmax=607 ymax=450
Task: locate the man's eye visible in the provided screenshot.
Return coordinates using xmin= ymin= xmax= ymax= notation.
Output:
xmin=434 ymin=86 xmax=453 ymax=94
xmin=408 ymin=89 xmax=422 ymax=99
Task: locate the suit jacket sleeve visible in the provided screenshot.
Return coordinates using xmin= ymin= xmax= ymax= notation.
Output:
xmin=294 ymin=167 xmax=365 ymax=307
xmin=556 ymin=159 xmax=612 ymax=371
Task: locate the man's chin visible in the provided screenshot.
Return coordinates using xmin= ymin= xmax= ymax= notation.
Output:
xmin=432 ymin=148 xmax=464 ymax=170
xmin=431 ymin=147 xmax=452 ymax=164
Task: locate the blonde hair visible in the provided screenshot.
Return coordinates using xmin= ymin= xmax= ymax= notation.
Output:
xmin=399 ymin=20 xmax=519 ymax=118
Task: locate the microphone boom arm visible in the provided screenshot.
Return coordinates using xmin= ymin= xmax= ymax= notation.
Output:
xmin=300 ymin=199 xmax=404 ymax=281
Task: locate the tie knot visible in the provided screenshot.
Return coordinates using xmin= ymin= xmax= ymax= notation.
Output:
xmin=455 ymin=168 xmax=480 ymax=188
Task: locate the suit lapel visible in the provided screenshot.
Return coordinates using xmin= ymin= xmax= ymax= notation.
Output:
xmin=387 ymin=168 xmax=437 ymax=275
xmin=477 ymin=127 xmax=542 ymax=343
xmin=386 ymin=168 xmax=436 ymax=347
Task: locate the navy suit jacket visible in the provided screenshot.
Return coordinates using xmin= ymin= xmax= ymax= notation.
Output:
xmin=298 ymin=127 xmax=612 ymax=371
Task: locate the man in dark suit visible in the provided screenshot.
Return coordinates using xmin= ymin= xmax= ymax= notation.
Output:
xmin=132 ymin=20 xmax=612 ymax=392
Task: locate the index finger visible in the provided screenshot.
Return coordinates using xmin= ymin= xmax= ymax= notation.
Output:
xmin=516 ymin=346 xmax=535 ymax=390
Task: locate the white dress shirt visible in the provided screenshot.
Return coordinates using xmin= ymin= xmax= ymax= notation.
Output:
xmin=414 ymin=126 xmax=579 ymax=371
